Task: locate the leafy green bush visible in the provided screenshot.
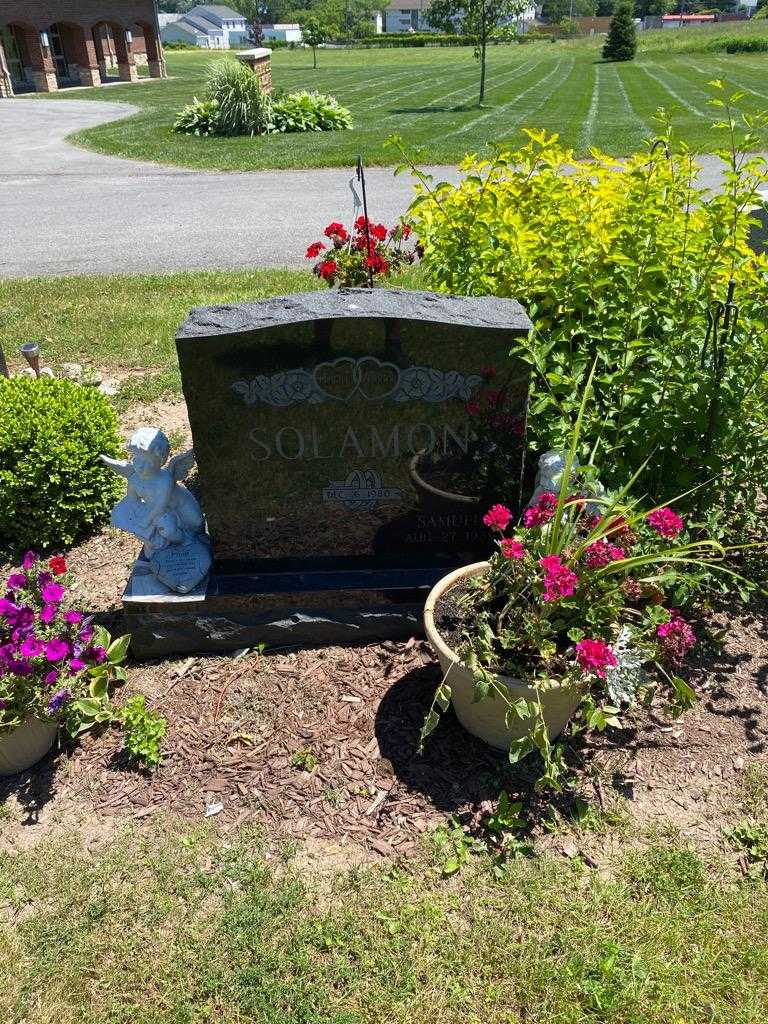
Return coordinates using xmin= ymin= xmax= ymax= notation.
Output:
xmin=206 ymin=58 xmax=271 ymax=137
xmin=723 ymin=36 xmax=768 ymax=53
xmin=399 ymin=88 xmax=768 ymax=528
xmin=173 ymin=97 xmax=220 ymax=136
xmin=0 ymin=377 xmax=123 ymax=554
xmin=269 ymin=91 xmax=353 ymax=134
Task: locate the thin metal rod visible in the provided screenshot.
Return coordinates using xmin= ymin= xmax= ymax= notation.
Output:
xmin=356 ymin=154 xmax=374 ymax=289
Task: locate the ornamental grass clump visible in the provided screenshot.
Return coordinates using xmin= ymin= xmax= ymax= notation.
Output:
xmin=422 ymin=372 xmax=751 ymax=790
xmin=306 ymin=217 xmax=419 ymax=286
xmin=205 ymin=58 xmax=271 ymax=137
xmin=396 ymin=85 xmax=768 ymax=530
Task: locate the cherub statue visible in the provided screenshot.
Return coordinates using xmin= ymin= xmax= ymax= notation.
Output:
xmin=101 ymin=428 xmax=211 ymax=593
xmin=527 ymin=450 xmax=605 ymax=515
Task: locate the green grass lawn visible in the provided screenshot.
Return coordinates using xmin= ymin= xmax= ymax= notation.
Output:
xmin=1 ymin=820 xmax=767 ymax=1023
xmin=50 ymin=36 xmax=768 ymax=171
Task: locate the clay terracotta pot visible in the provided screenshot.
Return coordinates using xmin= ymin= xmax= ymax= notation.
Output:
xmin=0 ymin=718 xmax=58 ymax=776
xmin=408 ymin=452 xmax=479 ymax=513
xmin=423 ymin=562 xmax=583 ymax=751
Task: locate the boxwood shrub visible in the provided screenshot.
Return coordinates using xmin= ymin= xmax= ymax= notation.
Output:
xmin=0 ymin=377 xmax=123 ymax=554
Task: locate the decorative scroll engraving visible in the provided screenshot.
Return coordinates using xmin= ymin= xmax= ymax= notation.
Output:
xmin=231 ymin=357 xmax=482 ymax=408
xmin=322 ymin=469 xmax=404 ymax=512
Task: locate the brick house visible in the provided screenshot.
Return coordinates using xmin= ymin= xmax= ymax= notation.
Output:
xmin=0 ymin=0 xmax=166 ymax=97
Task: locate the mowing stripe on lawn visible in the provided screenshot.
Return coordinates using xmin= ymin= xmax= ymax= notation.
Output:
xmin=638 ymin=62 xmax=709 ymax=119
xmin=684 ymin=57 xmax=768 ymax=104
xmin=442 ymin=58 xmax=563 ymax=140
xmin=364 ymin=62 xmax=492 ymax=114
xmin=379 ymin=57 xmax=543 ymax=123
xmin=479 ymin=59 xmax=579 ymax=149
xmin=612 ymin=64 xmax=652 ymax=134
xmin=579 ymin=62 xmax=602 ymax=152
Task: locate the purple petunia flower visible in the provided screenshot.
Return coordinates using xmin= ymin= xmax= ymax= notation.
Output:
xmin=9 ymin=659 xmax=32 ymax=677
xmin=80 ymin=623 xmax=94 ymax=644
xmin=44 ymin=670 xmax=59 ymax=686
xmin=64 ymin=610 xmax=83 ymax=626
xmin=44 ymin=637 xmax=70 ymax=662
xmin=40 ymin=603 xmax=57 ymax=626
xmin=68 ymin=657 xmax=87 ymax=673
xmin=0 ymin=598 xmax=16 ymax=619
xmin=41 ymin=582 xmax=65 ymax=605
xmin=14 ymin=606 xmax=34 ymax=631
xmin=90 ymin=646 xmax=107 ymax=664
xmin=20 ymin=636 xmax=44 ymax=658
xmin=7 ymin=573 xmax=27 ymax=591
xmin=21 ymin=551 xmax=38 ymax=570
xmin=47 ymin=688 xmax=72 ymax=715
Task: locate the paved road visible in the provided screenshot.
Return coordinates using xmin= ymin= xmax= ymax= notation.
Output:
xmin=1 ymin=99 xmax=461 ymax=279
xmin=0 ymin=98 xmax=756 ymax=279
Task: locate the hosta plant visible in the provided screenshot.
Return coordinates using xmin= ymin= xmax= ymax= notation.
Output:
xmin=422 ymin=374 xmax=752 ymax=790
xmin=173 ymin=97 xmax=220 ymax=136
xmin=306 ymin=218 xmax=419 ymax=286
xmin=0 ymin=553 xmax=165 ymax=767
xmin=269 ymin=90 xmax=352 ymax=134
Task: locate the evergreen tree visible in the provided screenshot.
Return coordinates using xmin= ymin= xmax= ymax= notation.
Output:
xmin=602 ymin=0 xmax=636 ymax=61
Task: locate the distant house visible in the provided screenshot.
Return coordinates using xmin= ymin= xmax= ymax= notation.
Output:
xmin=160 ymin=5 xmax=250 ymax=48
xmin=661 ymin=13 xmax=716 ymax=28
xmin=383 ymin=0 xmax=536 ymax=34
xmin=261 ymin=24 xmax=303 ymax=43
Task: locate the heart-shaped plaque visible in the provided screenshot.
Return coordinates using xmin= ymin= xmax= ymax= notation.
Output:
xmin=313 ymin=358 xmax=359 ymax=402
xmin=150 ymin=538 xmax=212 ymax=594
xmin=356 ymin=357 xmax=400 ymax=402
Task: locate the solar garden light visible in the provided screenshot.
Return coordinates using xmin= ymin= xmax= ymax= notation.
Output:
xmin=20 ymin=342 xmax=41 ymax=377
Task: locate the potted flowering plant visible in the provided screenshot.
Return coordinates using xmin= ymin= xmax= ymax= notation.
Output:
xmin=421 ymin=377 xmax=744 ymax=790
xmin=305 ymin=217 xmax=419 ymax=286
xmin=0 ymin=552 xmax=130 ymax=775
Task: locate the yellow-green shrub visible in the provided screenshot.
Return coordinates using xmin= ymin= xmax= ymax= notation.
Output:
xmin=401 ymin=95 xmax=768 ymax=528
xmin=0 ymin=377 xmax=123 ymax=553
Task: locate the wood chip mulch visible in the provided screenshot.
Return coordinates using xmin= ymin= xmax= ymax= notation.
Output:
xmin=3 ymin=600 xmax=767 ymax=859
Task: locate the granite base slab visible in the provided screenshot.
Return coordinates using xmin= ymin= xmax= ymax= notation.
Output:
xmin=122 ymin=565 xmax=428 ymax=658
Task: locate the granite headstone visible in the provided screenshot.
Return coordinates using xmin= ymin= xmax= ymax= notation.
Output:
xmin=124 ymin=289 xmax=532 ymax=655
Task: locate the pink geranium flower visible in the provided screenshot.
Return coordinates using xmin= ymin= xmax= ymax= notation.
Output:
xmin=575 ymin=638 xmax=617 ymax=678
xmin=524 ymin=492 xmax=558 ymax=528
xmin=483 ymin=504 xmax=512 ymax=532
xmin=646 ymin=507 xmax=684 ymax=539
xmin=501 ymin=538 xmax=525 ymax=560
xmin=657 ymin=613 xmax=696 ymax=665
xmin=584 ymin=539 xmax=625 ymax=570
xmin=539 ymin=555 xmax=578 ymax=602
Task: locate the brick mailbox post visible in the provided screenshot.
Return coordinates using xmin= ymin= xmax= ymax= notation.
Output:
xmin=234 ymin=47 xmax=273 ymax=94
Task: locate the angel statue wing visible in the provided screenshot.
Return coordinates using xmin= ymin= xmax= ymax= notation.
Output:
xmin=167 ymin=449 xmax=196 ymax=484
xmin=99 ymin=454 xmax=133 ymax=478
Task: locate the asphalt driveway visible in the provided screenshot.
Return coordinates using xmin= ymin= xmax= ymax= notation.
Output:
xmin=0 ymin=97 xmax=757 ymax=279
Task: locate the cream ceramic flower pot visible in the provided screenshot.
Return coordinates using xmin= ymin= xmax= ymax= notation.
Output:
xmin=0 ymin=718 xmax=58 ymax=776
xmin=423 ymin=562 xmax=583 ymax=752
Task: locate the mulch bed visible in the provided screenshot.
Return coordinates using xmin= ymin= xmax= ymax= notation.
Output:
xmin=3 ymin=596 xmax=767 ymax=858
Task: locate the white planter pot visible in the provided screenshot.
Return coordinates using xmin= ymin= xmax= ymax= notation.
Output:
xmin=423 ymin=562 xmax=583 ymax=752
xmin=0 ymin=718 xmax=58 ymax=776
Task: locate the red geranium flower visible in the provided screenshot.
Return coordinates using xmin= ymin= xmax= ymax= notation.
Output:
xmin=49 ymin=555 xmax=67 ymax=576
xmin=324 ymin=222 xmax=347 ymax=240
xmin=371 ymin=223 xmax=388 ymax=241
xmin=306 ymin=241 xmax=326 ymax=259
xmin=317 ymin=260 xmax=337 ymax=280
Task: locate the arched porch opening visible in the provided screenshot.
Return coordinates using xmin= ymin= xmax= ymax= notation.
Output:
xmin=92 ymin=20 xmax=136 ymax=83
xmin=132 ymin=20 xmax=166 ymax=79
xmin=46 ymin=21 xmax=102 ymax=88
